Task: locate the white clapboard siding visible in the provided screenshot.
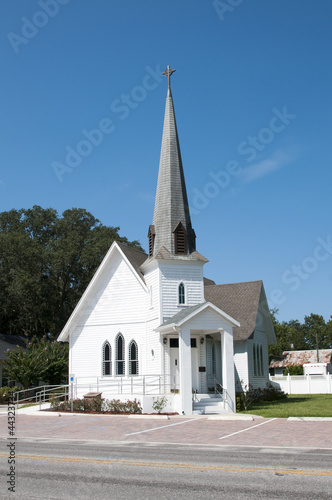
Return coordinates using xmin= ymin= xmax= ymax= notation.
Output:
xmin=159 ymin=261 xmax=204 ymax=320
xmin=234 ymin=341 xmax=249 ymax=389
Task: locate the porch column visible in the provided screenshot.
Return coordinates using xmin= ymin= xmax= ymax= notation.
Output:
xmin=219 ymin=327 xmax=235 ymax=413
xmin=179 ymin=325 xmax=192 ymax=415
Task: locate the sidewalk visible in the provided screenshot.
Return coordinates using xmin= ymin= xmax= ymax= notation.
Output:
xmin=1 ymin=404 xmax=332 ymax=449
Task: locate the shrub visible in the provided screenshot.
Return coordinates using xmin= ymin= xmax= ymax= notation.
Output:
xmin=50 ymin=397 xmax=142 ymax=414
xmin=284 ymin=365 xmax=304 ymax=375
xmin=236 ymin=382 xmax=286 ymax=411
xmin=152 ymin=396 xmax=168 ymax=414
xmin=0 ymin=387 xmax=20 ymax=404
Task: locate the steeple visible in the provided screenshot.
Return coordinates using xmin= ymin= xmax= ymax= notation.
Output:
xmin=149 ymin=66 xmax=196 ymax=257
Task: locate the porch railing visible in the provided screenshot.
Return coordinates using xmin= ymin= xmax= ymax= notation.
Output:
xmin=74 ymin=374 xmax=177 ymax=397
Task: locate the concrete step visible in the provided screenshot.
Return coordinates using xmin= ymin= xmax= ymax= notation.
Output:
xmin=193 ymin=397 xmax=226 ymax=415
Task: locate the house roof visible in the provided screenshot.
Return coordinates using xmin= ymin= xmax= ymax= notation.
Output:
xmin=151 ymin=76 xmax=196 ymax=256
xmin=203 ymin=277 xmax=216 ymax=286
xmin=204 ymin=280 xmax=264 ymax=342
xmin=161 ymin=303 xmax=206 ymax=326
xmin=270 ymin=350 xmax=332 ymax=368
xmin=149 ymin=246 xmax=208 ymax=263
xmin=0 ymin=334 xmax=29 ymax=360
xmin=117 ymin=242 xmax=148 ymax=283
xmin=157 ymin=301 xmax=240 ymax=332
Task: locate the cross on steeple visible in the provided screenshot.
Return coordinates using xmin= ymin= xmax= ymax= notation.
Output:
xmin=162 ymin=65 xmax=176 ymax=90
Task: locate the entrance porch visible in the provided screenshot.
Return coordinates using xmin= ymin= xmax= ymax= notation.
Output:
xmin=156 ymin=302 xmax=240 ymax=414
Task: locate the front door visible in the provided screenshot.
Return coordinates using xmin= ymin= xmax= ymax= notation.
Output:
xmin=170 ymin=344 xmax=180 ymax=392
xmin=169 ymin=338 xmax=200 ymax=392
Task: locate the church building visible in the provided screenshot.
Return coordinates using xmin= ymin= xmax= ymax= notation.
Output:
xmin=58 ymin=67 xmax=276 ymax=415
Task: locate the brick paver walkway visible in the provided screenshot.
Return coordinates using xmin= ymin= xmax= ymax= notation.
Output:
xmin=1 ymin=412 xmax=331 ymax=449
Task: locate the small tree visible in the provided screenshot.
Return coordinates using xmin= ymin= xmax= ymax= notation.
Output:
xmin=152 ymin=396 xmax=168 ymax=414
xmin=3 ymin=337 xmax=68 ymax=388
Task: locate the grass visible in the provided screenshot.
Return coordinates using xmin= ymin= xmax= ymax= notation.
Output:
xmin=239 ymin=394 xmax=332 ymax=418
xmin=18 ymin=402 xmax=40 ymax=409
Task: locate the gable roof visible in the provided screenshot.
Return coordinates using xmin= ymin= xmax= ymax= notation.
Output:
xmin=204 ymin=280 xmax=267 ymax=342
xmin=156 ymin=301 xmax=240 ymax=332
xmin=270 ymin=350 xmax=332 ymax=368
xmin=117 ymin=242 xmax=147 ymax=282
xmin=57 ymin=242 xmax=148 ymax=341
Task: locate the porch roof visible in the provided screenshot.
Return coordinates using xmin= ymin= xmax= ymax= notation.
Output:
xmin=156 ymin=301 xmax=240 ymax=333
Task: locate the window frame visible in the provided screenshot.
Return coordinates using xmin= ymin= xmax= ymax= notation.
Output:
xmin=178 ymin=282 xmax=186 ymax=305
xmin=129 ymin=340 xmax=139 ymax=376
xmin=115 ymin=332 xmax=125 ymax=376
xmin=102 ymin=341 xmax=112 ymax=376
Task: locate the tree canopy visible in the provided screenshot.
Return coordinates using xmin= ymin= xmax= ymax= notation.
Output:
xmin=3 ymin=337 xmax=68 ymax=388
xmin=0 ymin=206 xmax=143 ymax=338
xmin=269 ymin=309 xmax=332 ymax=358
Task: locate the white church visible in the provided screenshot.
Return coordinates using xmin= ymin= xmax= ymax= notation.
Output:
xmin=58 ymin=67 xmax=276 ymax=415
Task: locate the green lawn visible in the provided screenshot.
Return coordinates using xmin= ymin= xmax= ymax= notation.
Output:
xmin=239 ymin=394 xmax=332 ymax=418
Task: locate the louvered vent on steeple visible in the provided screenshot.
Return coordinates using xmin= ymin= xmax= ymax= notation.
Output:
xmin=173 ymin=222 xmax=186 ymax=255
xmin=148 ymin=225 xmax=155 ymax=257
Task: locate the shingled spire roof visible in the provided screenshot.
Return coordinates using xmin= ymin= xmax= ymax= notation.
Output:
xmin=149 ymin=66 xmax=196 ymax=257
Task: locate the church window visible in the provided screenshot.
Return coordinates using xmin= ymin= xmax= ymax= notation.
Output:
xmin=260 ymin=344 xmax=264 ymax=376
xmin=102 ymin=341 xmax=112 ymax=376
xmin=129 ymin=340 xmax=139 ymax=375
xmin=253 ymin=344 xmax=257 ymax=376
xmin=173 ymin=222 xmax=186 ymax=255
xmin=116 ymin=333 xmax=125 ymax=375
xmin=178 ymin=282 xmax=185 ymax=305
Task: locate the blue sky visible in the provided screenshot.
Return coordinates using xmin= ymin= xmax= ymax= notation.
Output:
xmin=1 ymin=0 xmax=331 ymax=324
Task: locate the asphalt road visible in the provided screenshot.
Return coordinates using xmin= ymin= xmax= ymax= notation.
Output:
xmin=1 ymin=439 xmax=332 ymax=499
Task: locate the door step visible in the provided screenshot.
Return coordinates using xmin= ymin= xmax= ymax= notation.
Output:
xmin=193 ymin=395 xmax=227 ymax=415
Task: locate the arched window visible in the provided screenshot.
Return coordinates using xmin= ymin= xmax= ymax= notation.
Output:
xmin=260 ymin=345 xmax=264 ymax=376
xmin=178 ymin=282 xmax=185 ymax=305
xmin=116 ymin=333 xmax=125 ymax=375
xmin=253 ymin=343 xmax=257 ymax=376
xmin=129 ymin=340 xmax=139 ymax=375
xmin=102 ymin=341 xmax=112 ymax=376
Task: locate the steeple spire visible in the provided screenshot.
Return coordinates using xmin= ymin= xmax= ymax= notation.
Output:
xmin=162 ymin=65 xmax=176 ymax=93
xmin=149 ymin=66 xmax=196 ymax=257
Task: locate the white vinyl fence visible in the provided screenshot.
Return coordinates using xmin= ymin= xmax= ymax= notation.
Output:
xmin=269 ymin=374 xmax=332 ymax=394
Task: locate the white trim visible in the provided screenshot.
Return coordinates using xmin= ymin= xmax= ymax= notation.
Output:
xmin=156 ymin=301 xmax=240 ymax=333
xmin=177 ymin=281 xmax=186 ymax=306
xmin=57 ymin=242 xmax=148 ymax=341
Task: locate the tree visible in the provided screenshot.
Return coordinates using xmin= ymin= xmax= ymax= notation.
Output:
xmin=3 ymin=337 xmax=69 ymax=388
xmin=302 ymin=313 xmax=330 ymax=351
xmin=0 ymin=206 xmax=143 ymax=337
xmin=269 ymin=310 xmax=331 ymax=359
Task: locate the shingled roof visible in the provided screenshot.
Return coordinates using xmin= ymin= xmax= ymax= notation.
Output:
xmin=204 ymin=280 xmax=263 ymax=341
xmin=117 ymin=242 xmax=148 ymax=283
xmin=151 ymin=80 xmax=195 ymax=256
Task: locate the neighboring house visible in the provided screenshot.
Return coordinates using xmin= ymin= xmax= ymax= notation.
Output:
xmin=58 ymin=67 xmax=275 ymax=414
xmin=0 ymin=334 xmax=28 ymax=386
xmin=270 ymin=350 xmax=332 ymax=376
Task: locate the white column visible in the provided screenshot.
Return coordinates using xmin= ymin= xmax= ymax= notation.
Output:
xmin=220 ymin=327 xmax=235 ymax=413
xmin=179 ymin=325 xmax=192 ymax=414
